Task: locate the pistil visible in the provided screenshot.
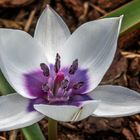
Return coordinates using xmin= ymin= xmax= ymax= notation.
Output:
xmin=53 ymin=72 xmax=64 ymax=95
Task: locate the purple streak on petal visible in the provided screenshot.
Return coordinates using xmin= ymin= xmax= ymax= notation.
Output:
xmin=47 ymin=94 xmax=92 ymax=106
xmin=71 ymin=94 xmax=92 ymax=102
xmin=28 ymin=94 xmax=92 ymax=111
xmin=68 ymin=94 xmax=92 ymax=106
xmin=24 ymin=70 xmax=48 ymax=97
xmin=27 ymin=98 xmax=48 ymax=112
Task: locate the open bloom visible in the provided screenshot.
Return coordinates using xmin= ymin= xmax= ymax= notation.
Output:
xmin=0 ymin=5 xmax=140 ymax=131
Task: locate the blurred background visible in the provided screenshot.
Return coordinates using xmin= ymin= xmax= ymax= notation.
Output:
xmin=0 ymin=0 xmax=140 ymax=140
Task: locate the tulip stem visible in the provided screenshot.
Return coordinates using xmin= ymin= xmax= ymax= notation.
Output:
xmin=48 ymin=118 xmax=57 ymax=140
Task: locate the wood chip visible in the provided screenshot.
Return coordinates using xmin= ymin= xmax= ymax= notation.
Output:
xmin=89 ymin=2 xmax=107 ymax=15
xmin=121 ymin=51 xmax=140 ymax=58
xmin=0 ymin=18 xmax=24 ymax=29
xmin=24 ymin=8 xmax=37 ymax=32
xmin=60 ymin=122 xmax=77 ymax=130
xmin=0 ymin=136 xmax=6 ymax=140
xmin=9 ymin=130 xmax=18 ymax=140
xmin=0 ymin=0 xmax=33 ymax=7
xmin=122 ymin=128 xmax=135 ymax=140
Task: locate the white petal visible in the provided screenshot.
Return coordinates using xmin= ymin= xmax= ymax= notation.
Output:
xmin=89 ymin=85 xmax=140 ymax=117
xmin=34 ymin=5 xmax=71 ymax=64
xmin=0 ymin=29 xmax=46 ymax=99
xmin=0 ymin=93 xmax=44 ymax=131
xmin=60 ymin=16 xmax=123 ymax=92
xmin=34 ymin=100 xmax=100 ymax=122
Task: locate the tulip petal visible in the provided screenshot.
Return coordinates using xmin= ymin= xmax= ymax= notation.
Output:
xmin=34 ymin=100 xmax=100 ymax=122
xmin=0 ymin=29 xmax=46 ymax=98
xmin=34 ymin=5 xmax=71 ymax=64
xmin=0 ymin=93 xmax=44 ymax=131
xmin=89 ymin=85 xmax=140 ymax=117
xmin=60 ymin=16 xmax=123 ymax=92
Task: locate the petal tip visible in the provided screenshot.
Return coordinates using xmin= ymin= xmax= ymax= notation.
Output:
xmin=44 ymin=4 xmax=56 ymax=17
xmin=110 ymin=15 xmax=123 ymax=23
xmin=119 ymin=15 xmax=124 ymax=19
xmin=118 ymin=15 xmax=123 ymax=31
xmin=46 ymin=4 xmax=50 ymax=9
xmin=113 ymin=15 xmax=123 ymax=23
xmin=118 ymin=15 xmax=124 ymax=23
xmin=45 ymin=4 xmax=52 ymax=12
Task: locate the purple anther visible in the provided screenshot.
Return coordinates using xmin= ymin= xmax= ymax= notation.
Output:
xmin=40 ymin=63 xmax=50 ymax=77
xmin=61 ymin=78 xmax=69 ymax=89
xmin=42 ymin=83 xmax=49 ymax=92
xmin=69 ymin=59 xmax=78 ymax=74
xmin=73 ymin=81 xmax=84 ymax=89
xmin=55 ymin=53 xmax=61 ymax=73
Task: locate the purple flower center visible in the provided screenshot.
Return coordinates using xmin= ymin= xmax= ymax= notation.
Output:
xmin=24 ymin=53 xmax=91 ymax=111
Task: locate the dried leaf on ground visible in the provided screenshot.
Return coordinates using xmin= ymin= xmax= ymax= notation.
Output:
xmin=0 ymin=0 xmax=33 ymax=7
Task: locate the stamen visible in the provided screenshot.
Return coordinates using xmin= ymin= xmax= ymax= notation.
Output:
xmin=40 ymin=63 xmax=50 ymax=77
xmin=69 ymin=59 xmax=78 ymax=74
xmin=61 ymin=77 xmax=69 ymax=89
xmin=55 ymin=53 xmax=61 ymax=73
xmin=73 ymin=82 xmax=84 ymax=89
xmin=64 ymin=88 xmax=72 ymax=97
xmin=42 ymin=84 xmax=49 ymax=92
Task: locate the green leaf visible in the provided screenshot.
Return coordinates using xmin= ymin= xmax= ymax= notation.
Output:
xmin=0 ymin=70 xmax=45 ymax=140
xmin=0 ymin=71 xmax=14 ymax=95
xmin=104 ymin=0 xmax=140 ymax=35
xmin=22 ymin=124 xmax=46 ymax=140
